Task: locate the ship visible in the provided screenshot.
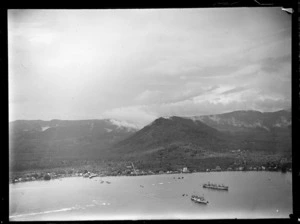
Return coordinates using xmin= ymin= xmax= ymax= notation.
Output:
xmin=89 ymin=174 xmax=98 ymax=179
xmin=203 ymin=182 xmax=229 ymax=190
xmin=191 ymin=195 xmax=209 ymax=204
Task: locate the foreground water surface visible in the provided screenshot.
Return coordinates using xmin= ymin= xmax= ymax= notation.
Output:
xmin=9 ymin=171 xmax=292 ymax=220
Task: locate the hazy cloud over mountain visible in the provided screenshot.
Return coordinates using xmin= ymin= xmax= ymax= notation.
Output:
xmin=9 ymin=8 xmax=291 ymax=127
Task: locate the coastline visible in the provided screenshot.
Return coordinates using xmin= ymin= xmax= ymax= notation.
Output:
xmin=10 ymin=149 xmax=292 ymax=184
xmin=10 ymin=168 xmax=292 ymax=184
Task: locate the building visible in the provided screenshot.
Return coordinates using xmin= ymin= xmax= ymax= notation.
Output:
xmin=183 ymin=167 xmax=189 ymax=173
xmin=215 ymin=166 xmax=222 ymax=171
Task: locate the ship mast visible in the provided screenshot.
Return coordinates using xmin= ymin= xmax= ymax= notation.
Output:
xmin=131 ymin=162 xmax=137 ymax=176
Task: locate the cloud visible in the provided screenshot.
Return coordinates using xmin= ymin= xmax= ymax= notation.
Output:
xmin=228 ymin=64 xmax=261 ymax=78
xmin=153 ymin=92 xmax=289 ymax=118
xmin=134 ymin=85 xmax=221 ymax=106
xmin=192 ymin=85 xmax=238 ymax=104
xmin=100 ymin=81 xmax=290 ymax=128
xmin=143 ymin=58 xmax=202 ymax=77
xmin=102 ymin=106 xmax=157 ymax=128
xmin=8 ymin=9 xmax=291 ymax=122
xmin=134 ymin=90 xmax=163 ymax=103
xmin=221 ymin=86 xmax=248 ymax=95
xmin=260 ymin=55 xmax=291 ymax=73
xmin=109 ymin=119 xmax=139 ymax=130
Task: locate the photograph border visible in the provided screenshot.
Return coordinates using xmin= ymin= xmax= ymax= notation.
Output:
xmin=2 ymin=1 xmax=299 ymax=223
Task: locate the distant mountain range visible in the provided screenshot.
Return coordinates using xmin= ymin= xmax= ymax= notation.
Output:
xmin=9 ymin=110 xmax=291 ymax=170
xmin=9 ymin=119 xmax=138 ymax=165
xmin=190 ymin=110 xmax=291 ymax=132
xmin=110 ymin=110 xmax=291 ymax=160
xmin=111 ymin=116 xmax=228 ymax=155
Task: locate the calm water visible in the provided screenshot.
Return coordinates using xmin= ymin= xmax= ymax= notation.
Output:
xmin=9 ymin=172 xmax=292 ymax=220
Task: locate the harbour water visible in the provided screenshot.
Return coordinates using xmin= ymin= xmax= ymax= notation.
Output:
xmin=9 ymin=171 xmax=292 ymax=220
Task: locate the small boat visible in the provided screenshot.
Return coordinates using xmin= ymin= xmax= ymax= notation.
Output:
xmin=89 ymin=174 xmax=98 ymax=179
xmin=106 ymin=181 xmax=111 ymax=184
xmin=203 ymin=182 xmax=228 ymax=191
xmin=83 ymin=173 xmax=90 ymax=178
xmin=191 ymin=195 xmax=208 ymax=204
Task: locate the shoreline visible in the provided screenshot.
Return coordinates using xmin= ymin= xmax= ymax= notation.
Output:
xmin=10 ymin=169 xmax=292 ymax=184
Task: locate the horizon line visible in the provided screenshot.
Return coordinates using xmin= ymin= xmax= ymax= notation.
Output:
xmin=9 ymin=108 xmax=291 ymax=123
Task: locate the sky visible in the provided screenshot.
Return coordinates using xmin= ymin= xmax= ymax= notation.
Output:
xmin=8 ymin=8 xmax=291 ymax=128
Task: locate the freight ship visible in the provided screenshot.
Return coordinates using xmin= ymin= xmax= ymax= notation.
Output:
xmin=203 ymin=182 xmax=229 ymax=190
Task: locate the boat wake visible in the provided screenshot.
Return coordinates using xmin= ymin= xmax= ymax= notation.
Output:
xmin=9 ymin=200 xmax=111 ymax=219
xmin=9 ymin=207 xmax=75 ymax=219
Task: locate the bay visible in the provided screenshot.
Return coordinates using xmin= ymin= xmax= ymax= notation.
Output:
xmin=9 ymin=171 xmax=292 ymax=220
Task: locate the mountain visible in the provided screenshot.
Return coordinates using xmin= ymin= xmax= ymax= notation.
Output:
xmin=9 ymin=110 xmax=291 ymax=171
xmin=188 ymin=110 xmax=291 ymax=153
xmin=109 ymin=116 xmax=240 ymax=162
xmin=110 ymin=110 xmax=291 ymax=160
xmin=9 ymin=119 xmax=138 ymax=168
xmin=190 ymin=110 xmax=291 ymax=133
xmin=112 ymin=116 xmax=226 ymax=151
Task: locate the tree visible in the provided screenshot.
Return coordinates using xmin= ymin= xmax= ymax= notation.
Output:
xmin=44 ymin=173 xmax=51 ymax=180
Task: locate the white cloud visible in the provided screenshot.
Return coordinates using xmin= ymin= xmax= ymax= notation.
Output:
xmin=8 ymin=9 xmax=291 ymax=122
xmin=135 ymin=90 xmax=163 ymax=103
xmin=100 ymin=82 xmax=289 ymax=127
xmin=229 ymin=64 xmax=261 ymax=77
xmin=109 ymin=119 xmax=139 ymax=130
xmin=102 ymin=106 xmax=157 ymax=128
xmin=192 ymin=85 xmax=236 ymax=104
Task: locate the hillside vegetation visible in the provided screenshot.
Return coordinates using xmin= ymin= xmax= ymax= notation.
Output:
xmin=9 ymin=110 xmax=291 ymax=174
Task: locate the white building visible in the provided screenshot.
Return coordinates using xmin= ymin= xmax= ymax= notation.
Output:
xmin=183 ymin=167 xmax=189 ymax=173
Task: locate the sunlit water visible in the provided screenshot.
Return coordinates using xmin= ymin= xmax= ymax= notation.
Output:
xmin=9 ymin=171 xmax=292 ymax=220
